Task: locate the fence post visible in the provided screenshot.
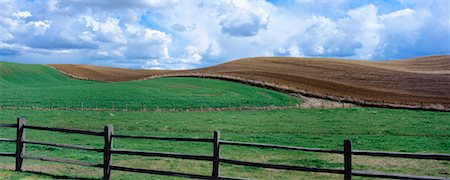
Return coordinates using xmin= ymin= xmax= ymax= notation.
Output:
xmin=212 ymin=130 xmax=221 ymax=179
xmin=344 ymin=139 xmax=352 ymax=180
xmin=103 ymin=125 xmax=113 ymax=180
xmin=15 ymin=117 xmax=26 ymax=171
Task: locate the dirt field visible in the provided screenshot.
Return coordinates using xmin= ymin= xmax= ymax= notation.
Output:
xmin=50 ymin=55 xmax=450 ymax=110
xmin=49 ymin=64 xmax=172 ymax=82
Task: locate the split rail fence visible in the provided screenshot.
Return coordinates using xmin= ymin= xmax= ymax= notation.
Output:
xmin=1 ymin=117 xmax=449 ymax=180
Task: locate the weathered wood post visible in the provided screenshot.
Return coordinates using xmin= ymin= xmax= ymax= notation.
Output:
xmin=103 ymin=125 xmax=113 ymax=180
xmin=112 ymin=102 xmax=115 ymax=111
xmin=15 ymin=117 xmax=26 ymax=171
xmin=344 ymin=139 xmax=352 ymax=180
xmin=81 ymin=102 xmax=84 ymax=110
xmin=212 ymin=131 xmax=221 ymax=179
xmin=141 ymin=102 xmax=145 ymax=111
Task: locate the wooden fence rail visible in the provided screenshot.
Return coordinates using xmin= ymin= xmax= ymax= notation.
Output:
xmin=0 ymin=118 xmax=449 ymax=180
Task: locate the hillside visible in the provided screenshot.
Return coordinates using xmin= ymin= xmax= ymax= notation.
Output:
xmin=0 ymin=62 xmax=298 ymax=110
xmin=50 ymin=55 xmax=450 ymax=110
xmin=0 ymin=62 xmax=89 ymax=88
xmin=50 ymin=64 xmax=172 ymax=82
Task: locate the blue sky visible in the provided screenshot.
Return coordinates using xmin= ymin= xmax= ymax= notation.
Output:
xmin=0 ymin=0 xmax=448 ymax=69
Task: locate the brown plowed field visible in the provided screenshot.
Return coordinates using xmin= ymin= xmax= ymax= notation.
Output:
xmin=49 ymin=64 xmax=172 ymax=82
xmin=50 ymin=55 xmax=450 ymax=110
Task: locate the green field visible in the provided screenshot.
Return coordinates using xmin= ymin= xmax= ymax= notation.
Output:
xmin=0 ymin=108 xmax=449 ymax=179
xmin=0 ymin=62 xmax=298 ymax=110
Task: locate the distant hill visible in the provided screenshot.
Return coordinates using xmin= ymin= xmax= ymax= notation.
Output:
xmin=50 ymin=55 xmax=450 ymax=111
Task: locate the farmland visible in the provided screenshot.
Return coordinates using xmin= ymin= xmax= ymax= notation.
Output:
xmin=0 ymin=108 xmax=449 ymax=179
xmin=1 ymin=58 xmax=449 ymax=179
xmin=0 ymin=62 xmax=298 ymax=110
xmin=51 ymin=55 xmax=450 ymax=110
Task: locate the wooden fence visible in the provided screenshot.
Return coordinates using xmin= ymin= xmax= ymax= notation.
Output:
xmin=0 ymin=117 xmax=449 ymax=180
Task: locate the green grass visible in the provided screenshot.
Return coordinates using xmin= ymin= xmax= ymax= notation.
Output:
xmin=0 ymin=62 xmax=298 ymax=110
xmin=0 ymin=108 xmax=448 ymax=179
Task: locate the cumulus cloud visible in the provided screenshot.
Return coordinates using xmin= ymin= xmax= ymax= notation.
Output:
xmin=13 ymin=11 xmax=32 ymax=18
xmin=218 ymin=0 xmax=271 ymax=37
xmin=337 ymin=4 xmax=384 ymax=59
xmin=124 ymin=27 xmax=172 ymax=59
xmin=0 ymin=0 xmax=448 ymax=69
xmin=297 ymin=15 xmax=362 ymax=56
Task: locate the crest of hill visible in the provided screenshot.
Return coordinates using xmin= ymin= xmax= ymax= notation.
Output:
xmin=49 ymin=55 xmax=450 ymax=110
xmin=49 ymin=64 xmax=173 ymax=82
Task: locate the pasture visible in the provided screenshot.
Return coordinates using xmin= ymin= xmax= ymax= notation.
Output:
xmin=0 ymin=108 xmax=449 ymax=179
xmin=0 ymin=62 xmax=298 ymax=110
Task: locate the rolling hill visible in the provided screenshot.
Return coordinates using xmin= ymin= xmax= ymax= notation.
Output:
xmin=0 ymin=62 xmax=298 ymax=110
xmin=50 ymin=55 xmax=450 ymax=111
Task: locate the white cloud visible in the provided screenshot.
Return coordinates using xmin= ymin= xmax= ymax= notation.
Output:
xmin=380 ymin=8 xmax=415 ymax=20
xmin=124 ymin=28 xmax=172 ymax=60
xmin=25 ymin=20 xmax=51 ymax=36
xmin=183 ymin=45 xmax=202 ymax=64
xmin=63 ymin=0 xmax=174 ymax=9
xmin=13 ymin=11 xmax=32 ymax=18
xmin=218 ymin=0 xmax=271 ymax=37
xmin=0 ymin=0 xmax=448 ymax=68
xmin=97 ymin=18 xmax=127 ymax=44
xmin=81 ymin=15 xmax=100 ymax=31
xmin=338 ymin=4 xmax=384 ymax=59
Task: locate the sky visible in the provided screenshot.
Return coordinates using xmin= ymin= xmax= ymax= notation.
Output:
xmin=0 ymin=0 xmax=449 ymax=69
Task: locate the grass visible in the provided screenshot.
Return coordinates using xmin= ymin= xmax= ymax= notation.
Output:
xmin=0 ymin=62 xmax=298 ymax=110
xmin=0 ymin=108 xmax=448 ymax=179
